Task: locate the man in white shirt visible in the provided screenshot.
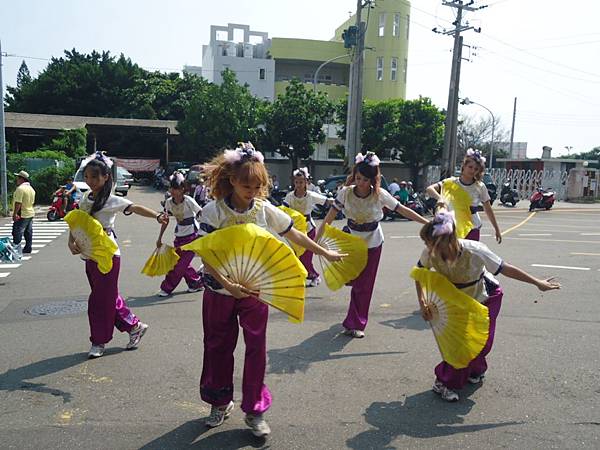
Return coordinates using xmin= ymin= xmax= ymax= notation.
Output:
xmin=387 ymin=178 xmax=400 ymax=195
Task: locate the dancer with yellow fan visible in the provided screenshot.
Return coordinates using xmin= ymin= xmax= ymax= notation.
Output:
xmin=152 ymin=172 xmax=203 ymax=296
xmin=282 ymin=167 xmax=332 ymax=287
xmin=66 ymin=153 xmax=168 ymax=359
xmin=194 ymin=144 xmax=344 ymax=438
xmin=316 ymin=152 xmax=428 ymax=339
xmin=426 ymin=149 xmax=502 ymax=241
xmin=414 ymin=209 xmax=560 ymax=402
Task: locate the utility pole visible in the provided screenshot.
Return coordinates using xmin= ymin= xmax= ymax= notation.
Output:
xmin=436 ymin=1 xmax=484 ymax=179
xmin=0 ymin=41 xmax=8 ymax=216
xmin=345 ymin=0 xmax=369 ymax=167
xmin=509 ymin=96 xmax=517 ymax=158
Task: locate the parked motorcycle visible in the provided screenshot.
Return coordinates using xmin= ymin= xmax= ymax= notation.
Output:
xmin=500 ymin=180 xmax=520 ymax=207
xmin=529 ymin=187 xmax=555 ymax=211
xmin=47 ymin=187 xmax=79 ymax=221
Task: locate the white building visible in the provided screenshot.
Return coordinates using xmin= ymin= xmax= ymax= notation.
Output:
xmin=200 ymin=23 xmax=275 ymax=101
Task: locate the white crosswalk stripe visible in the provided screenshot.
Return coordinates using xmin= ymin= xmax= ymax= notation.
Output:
xmin=0 ymin=218 xmax=69 ymax=280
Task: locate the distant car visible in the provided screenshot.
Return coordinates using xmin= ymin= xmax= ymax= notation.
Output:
xmin=115 ymin=173 xmax=130 ymax=196
xmin=117 ymin=167 xmax=134 ymax=185
xmin=73 ymin=167 xmax=90 ymax=194
xmin=185 ymin=165 xmax=204 ymax=196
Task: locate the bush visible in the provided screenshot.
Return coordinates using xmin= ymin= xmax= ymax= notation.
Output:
xmin=30 ymin=163 xmax=77 ymax=204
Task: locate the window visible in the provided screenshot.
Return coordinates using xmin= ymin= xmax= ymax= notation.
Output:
xmin=391 ymin=57 xmax=398 ymax=81
xmin=403 ymin=58 xmax=408 ymax=83
xmin=378 ymin=13 xmax=385 ymax=37
xmin=393 ymin=13 xmax=400 ymax=37
xmin=259 ymin=68 xmax=266 ymax=80
xmin=406 ymin=14 xmax=410 ymax=39
xmin=376 ymin=57 xmax=384 ymax=81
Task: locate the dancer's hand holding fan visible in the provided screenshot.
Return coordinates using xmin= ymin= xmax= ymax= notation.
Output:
xmin=316 ymin=224 xmax=368 ymax=290
xmin=183 ymin=223 xmax=308 ymax=322
xmin=411 ymin=266 xmax=490 ymax=369
xmin=141 ymin=244 xmax=180 ymax=276
xmin=277 ymin=205 xmax=308 ymax=257
xmin=65 ymin=210 xmax=118 ymax=274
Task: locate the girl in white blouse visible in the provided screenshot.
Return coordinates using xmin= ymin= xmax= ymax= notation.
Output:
xmin=316 ymin=152 xmax=428 ymax=338
xmin=283 ymin=167 xmax=332 ymax=287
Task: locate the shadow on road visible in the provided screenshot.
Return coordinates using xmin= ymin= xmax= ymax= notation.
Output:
xmin=268 ymin=324 xmax=406 ymax=375
xmin=126 ymin=293 xmax=198 ymax=309
xmin=346 ymin=388 xmax=521 ymax=448
xmin=379 ymin=310 xmax=430 ymax=331
xmin=0 ymin=352 xmax=89 ymax=403
xmin=139 ymin=419 xmax=268 ymax=449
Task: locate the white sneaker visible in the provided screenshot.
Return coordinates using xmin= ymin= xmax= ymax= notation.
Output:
xmin=343 ymin=328 xmax=365 ymax=339
xmin=432 ymin=379 xmax=459 ymax=402
xmin=187 ymin=286 xmax=204 ymax=293
xmin=126 ymin=322 xmax=149 ymax=349
xmin=206 ymin=401 xmax=234 ymax=428
xmin=468 ymin=373 xmax=485 ymax=384
xmin=305 ymin=276 xmax=322 ymax=287
xmin=245 ymin=413 xmax=271 ymax=437
xmin=157 ymin=289 xmax=170 ymax=297
xmin=88 ymin=344 xmax=105 ymax=358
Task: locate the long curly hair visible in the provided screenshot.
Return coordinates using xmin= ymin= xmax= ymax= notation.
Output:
xmin=203 ymin=153 xmax=270 ymax=200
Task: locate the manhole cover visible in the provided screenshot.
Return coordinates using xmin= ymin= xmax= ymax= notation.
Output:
xmin=26 ymin=300 xmax=88 ymax=316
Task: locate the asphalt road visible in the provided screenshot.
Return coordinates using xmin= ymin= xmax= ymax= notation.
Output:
xmin=0 ymin=187 xmax=598 ymax=449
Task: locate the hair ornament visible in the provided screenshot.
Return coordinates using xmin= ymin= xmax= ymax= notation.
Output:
xmin=81 ymin=151 xmax=113 ymax=169
xmin=169 ymin=171 xmax=185 ymax=184
xmin=355 ymin=151 xmax=380 ymax=167
xmin=432 ymin=210 xmax=456 ymax=237
xmin=466 ymin=148 xmax=486 ymax=165
xmin=293 ymin=167 xmax=310 ymax=178
xmin=223 ymin=142 xmax=264 ymax=165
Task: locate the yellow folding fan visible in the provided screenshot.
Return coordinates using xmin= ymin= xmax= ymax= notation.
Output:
xmin=316 ymin=224 xmax=367 ymax=291
xmin=182 ymin=223 xmax=308 ymax=322
xmin=277 ymin=205 xmax=308 ymax=257
xmin=410 ymin=266 xmax=490 ymax=369
xmin=64 ymin=209 xmax=118 ymax=274
xmin=141 ymin=244 xmax=180 ymax=277
xmin=440 ymin=179 xmax=474 ymax=239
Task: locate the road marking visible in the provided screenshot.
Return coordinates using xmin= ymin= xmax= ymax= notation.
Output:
xmin=31 ymin=244 xmax=46 ymax=248
xmin=0 ymin=273 xmax=9 ymax=278
xmin=22 ymin=256 xmax=31 ymax=260
xmin=580 ymin=233 xmax=600 ymax=236
xmin=571 ymin=252 xmax=600 ymax=256
xmin=531 ymin=263 xmax=590 ymax=271
xmin=518 ymin=233 xmax=552 ymax=237
xmin=501 ymin=212 xmax=537 ymax=236
xmin=31 ymin=250 xmax=39 ymax=254
xmin=32 ymin=240 xmax=53 ymax=243
xmin=0 ymin=264 xmax=21 ymax=269
xmin=506 ymin=237 xmax=600 ymax=245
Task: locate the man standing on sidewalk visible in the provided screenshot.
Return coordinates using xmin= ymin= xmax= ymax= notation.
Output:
xmin=12 ymin=170 xmax=36 ymax=255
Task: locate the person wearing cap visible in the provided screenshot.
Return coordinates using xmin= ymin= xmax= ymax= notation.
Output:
xmin=12 ymin=170 xmax=36 ymax=255
xmin=395 ymin=181 xmax=410 ymax=205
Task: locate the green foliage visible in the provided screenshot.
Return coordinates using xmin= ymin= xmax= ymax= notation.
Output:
xmin=258 ymin=78 xmax=334 ymax=167
xmin=38 ymin=128 xmax=88 ymax=158
xmin=16 ymin=60 xmax=32 ymax=89
xmin=29 ymin=163 xmax=77 ymax=203
xmin=561 ymin=146 xmax=600 ymax=160
xmin=178 ymin=70 xmax=263 ymax=160
xmin=7 ymin=149 xmax=73 ymax=173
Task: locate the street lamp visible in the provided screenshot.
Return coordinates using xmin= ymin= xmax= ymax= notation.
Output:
xmin=460 ymin=97 xmax=496 ymax=169
xmin=313 ymin=54 xmax=350 ymax=93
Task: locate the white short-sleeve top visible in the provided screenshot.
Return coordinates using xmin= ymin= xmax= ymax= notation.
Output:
xmin=439 ymin=177 xmax=490 ymax=230
xmin=199 ymin=196 xmax=294 ymax=294
xmin=164 ymin=195 xmax=202 ymax=237
xmin=79 ymin=192 xmax=133 ymax=256
xmin=333 ymin=186 xmax=399 ymax=248
xmin=284 ymin=190 xmax=328 ymax=231
xmin=418 ymin=239 xmax=503 ymax=302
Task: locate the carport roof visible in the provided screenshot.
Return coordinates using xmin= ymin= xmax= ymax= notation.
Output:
xmin=5 ymin=112 xmax=179 ymax=135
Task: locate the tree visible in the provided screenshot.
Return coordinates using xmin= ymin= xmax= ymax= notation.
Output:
xmin=384 ymin=97 xmax=445 ymax=183
xmin=561 ymin=146 xmax=600 ymax=160
xmin=258 ymin=78 xmax=334 ymax=169
xmin=177 ymin=70 xmax=263 ymax=161
xmin=456 ymin=115 xmax=510 ymax=166
xmin=38 ymin=128 xmax=88 ymax=159
xmin=16 ymin=60 xmax=32 ymax=89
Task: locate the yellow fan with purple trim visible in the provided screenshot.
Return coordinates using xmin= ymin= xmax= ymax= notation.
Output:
xmin=441 ymin=179 xmax=474 ymax=238
xmin=182 ymin=224 xmax=308 ymax=323
xmin=410 ymin=266 xmax=489 ymax=369
xmin=317 ymin=224 xmax=367 ymax=291
xmin=277 ymin=205 xmax=308 ymax=257
xmin=64 ymin=209 xmax=118 ymax=274
xmin=141 ymin=244 xmax=180 ymax=276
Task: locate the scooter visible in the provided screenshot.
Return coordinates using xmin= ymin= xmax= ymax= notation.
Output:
xmin=500 ymin=180 xmax=520 ymax=207
xmin=529 ymin=187 xmax=555 ymax=211
xmin=47 ymin=187 xmax=79 ymax=221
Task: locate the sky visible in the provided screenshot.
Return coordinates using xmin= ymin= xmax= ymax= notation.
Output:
xmin=2 ymin=0 xmax=599 ymax=158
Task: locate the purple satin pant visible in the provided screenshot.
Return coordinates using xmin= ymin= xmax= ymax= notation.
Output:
xmin=299 ymin=228 xmax=320 ymax=280
xmin=160 ymin=233 xmax=202 ymax=293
